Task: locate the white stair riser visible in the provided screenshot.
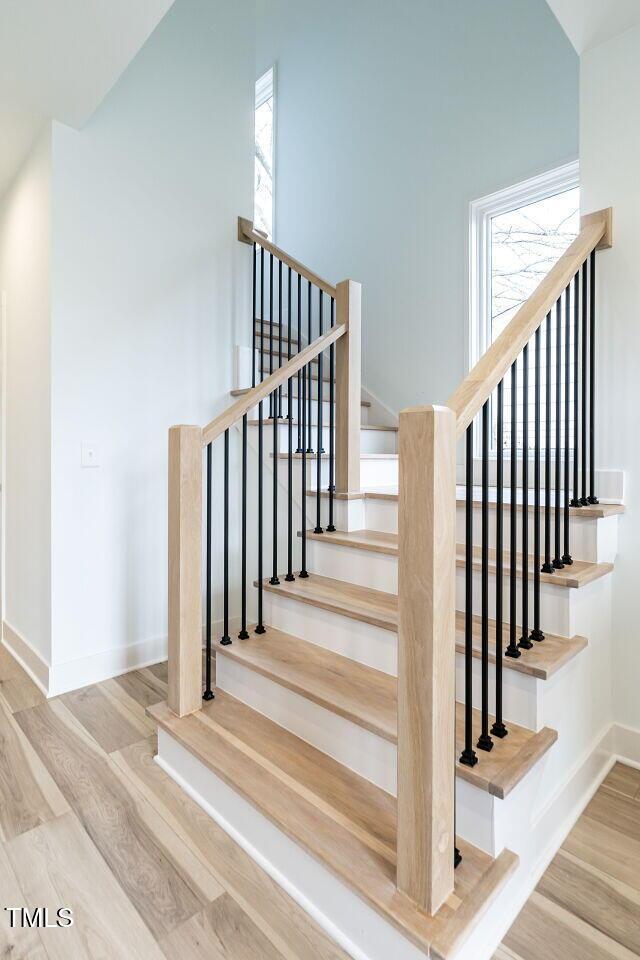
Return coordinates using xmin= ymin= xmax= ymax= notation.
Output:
xmin=456 ymin=653 xmax=541 ymax=730
xmin=252 ymin=422 xmax=396 ymax=455
xmin=289 ymin=458 xmax=398 ymax=489
xmin=362 ymin=498 xmax=618 ymax=563
xmin=243 ymin=396 xmax=370 ymax=425
xmin=306 ymin=535 xmax=584 ymax=636
xmin=454 ymin=506 xmax=618 ymax=564
xmin=262 ymin=589 xmax=398 ymax=675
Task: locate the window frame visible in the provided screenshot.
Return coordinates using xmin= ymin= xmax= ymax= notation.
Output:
xmin=467 ymin=160 xmax=580 ymax=457
xmin=255 ymin=66 xmax=276 ymax=241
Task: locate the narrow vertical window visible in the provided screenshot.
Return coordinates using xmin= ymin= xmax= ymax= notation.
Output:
xmin=470 ymin=164 xmax=580 ymax=454
xmin=255 ymin=68 xmax=274 ymax=239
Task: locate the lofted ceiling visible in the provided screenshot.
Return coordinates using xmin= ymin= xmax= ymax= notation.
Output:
xmin=546 ymin=0 xmax=640 ymax=54
xmin=0 ymin=0 xmax=176 ymax=198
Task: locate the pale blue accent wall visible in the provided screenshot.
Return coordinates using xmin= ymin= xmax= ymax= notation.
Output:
xmin=257 ymin=0 xmax=579 ymax=411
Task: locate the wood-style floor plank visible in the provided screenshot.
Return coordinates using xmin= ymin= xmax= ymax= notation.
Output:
xmin=537 ymin=851 xmax=640 ymax=955
xmin=563 ymin=816 xmax=640 ymax=894
xmin=112 ymin=737 xmax=352 ymax=960
xmin=0 ymin=701 xmax=69 ymax=841
xmin=114 ymin=667 xmax=168 ymax=710
xmin=7 ymin=812 xmax=166 ymax=960
xmin=62 ymin=682 xmax=153 ymax=754
xmin=499 ymin=763 xmax=640 ymax=959
xmin=160 ymin=893 xmax=284 ymax=960
xmin=502 ymin=892 xmax=637 ymax=960
xmin=15 ymin=700 xmax=216 ymax=941
xmin=0 ymin=671 xmax=45 ymax=713
xmin=601 ymin=762 xmax=640 ymax=801
xmin=0 ymin=839 xmax=45 ymax=959
xmin=583 ymin=787 xmax=640 ymax=843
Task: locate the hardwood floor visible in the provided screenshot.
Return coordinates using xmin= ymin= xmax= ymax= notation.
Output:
xmin=0 ymin=644 xmax=350 ymax=960
xmin=496 ymin=762 xmax=640 ymax=960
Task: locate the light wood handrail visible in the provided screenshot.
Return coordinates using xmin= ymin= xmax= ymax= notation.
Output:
xmin=201 ymin=322 xmax=347 ymax=447
xmin=238 ymin=217 xmax=337 ymax=298
xmin=448 ymin=208 xmax=612 ymax=438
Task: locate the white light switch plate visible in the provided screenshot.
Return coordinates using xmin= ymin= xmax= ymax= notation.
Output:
xmin=81 ymin=443 xmax=100 ymax=468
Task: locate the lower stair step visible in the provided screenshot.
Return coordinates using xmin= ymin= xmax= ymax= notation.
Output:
xmin=150 ymin=694 xmax=518 ymax=959
xmin=260 ymin=572 xmax=587 ymax=680
xmin=219 ymin=623 xmax=558 ymax=798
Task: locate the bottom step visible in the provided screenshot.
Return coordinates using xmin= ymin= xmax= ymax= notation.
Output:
xmin=150 ymin=694 xmax=518 ymax=959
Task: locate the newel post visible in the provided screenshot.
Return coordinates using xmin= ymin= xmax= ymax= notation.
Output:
xmin=168 ymin=424 xmax=203 ymax=717
xmin=397 ymin=405 xmax=456 ymax=915
xmin=335 ymin=279 xmax=361 ymax=495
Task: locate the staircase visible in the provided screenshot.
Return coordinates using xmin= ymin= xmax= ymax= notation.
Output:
xmin=153 ymin=210 xmax=619 ymax=959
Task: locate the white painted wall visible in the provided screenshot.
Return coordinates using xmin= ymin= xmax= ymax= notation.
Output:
xmin=0 ymin=125 xmax=52 ymax=665
xmin=580 ymin=24 xmax=640 ymax=732
xmin=256 ymin=0 xmax=579 ymax=414
xmin=48 ymin=0 xmax=254 ymax=689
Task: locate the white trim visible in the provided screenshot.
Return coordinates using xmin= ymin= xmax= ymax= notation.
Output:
xmin=255 ymin=65 xmax=276 ymax=241
xmin=0 ymin=292 xmax=6 ymax=630
xmin=255 ymin=66 xmax=274 ymax=109
xmin=2 ymin=620 xmax=50 ymax=694
xmin=468 ymin=161 xmax=580 ymax=456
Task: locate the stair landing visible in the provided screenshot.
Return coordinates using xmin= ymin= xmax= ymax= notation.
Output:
xmin=150 ymin=694 xmax=518 ymax=959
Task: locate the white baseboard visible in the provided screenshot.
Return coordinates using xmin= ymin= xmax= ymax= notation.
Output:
xmin=2 ymin=620 xmax=50 ymax=694
xmin=2 ymin=619 xmax=168 ymax=697
xmin=48 ymin=634 xmax=168 ymax=696
xmin=611 ymin=722 xmax=640 ymax=767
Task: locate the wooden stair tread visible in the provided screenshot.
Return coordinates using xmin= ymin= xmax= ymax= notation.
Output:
xmin=361 ymin=488 xmax=625 ymax=521
xmin=237 ymin=610 xmax=557 ymax=797
xmin=303 ymin=528 xmax=613 ymax=588
xmin=263 ymin=569 xmax=587 ymax=680
xmin=230 ymin=386 xmax=371 ymax=407
xmin=150 ymin=696 xmax=518 ymax=958
xmin=218 ymin=626 xmax=397 ymax=741
xmin=248 ymin=418 xmax=397 ymax=432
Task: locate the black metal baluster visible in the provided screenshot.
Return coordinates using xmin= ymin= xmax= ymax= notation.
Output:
xmin=588 ymin=251 xmax=599 ymax=504
xmin=203 ymin=442 xmax=214 ymax=699
xmin=531 ymin=327 xmax=544 ymax=642
xmin=307 ymin=281 xmax=313 ymax=453
xmin=491 ymin=380 xmax=507 ymax=737
xmin=252 ymin=243 xmax=257 ymax=389
xmin=238 ymin=416 xmax=249 ymax=639
xmin=256 ymin=401 xmax=266 ymax=633
xmin=519 ymin=344 xmax=533 ymax=650
xmin=327 ymin=297 xmax=336 ymax=532
xmin=553 ymin=299 xmax=564 ymax=569
xmin=269 ymin=254 xmax=274 ymax=418
xmin=220 ymin=429 xmax=232 ymax=645
xmin=278 ymin=259 xmax=283 ymax=419
xmin=570 ymin=272 xmax=581 ymax=508
xmin=460 ymin=422 xmax=478 ymax=766
xmin=286 ymin=268 xmax=295 ymax=582
xmin=300 ymin=361 xmax=309 ymax=578
xmin=563 ymin=283 xmax=573 ymax=565
xmin=315 ymin=292 xmax=324 ymax=534
xmin=270 ymin=388 xmax=280 ymax=586
xmin=542 ymin=313 xmax=554 ymax=574
xmin=580 ymin=261 xmax=588 ymax=505
xmin=506 ymin=360 xmax=521 ymax=659
xmin=477 ymin=401 xmax=493 ymax=751
xmin=296 ymin=275 xmax=303 ymax=452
